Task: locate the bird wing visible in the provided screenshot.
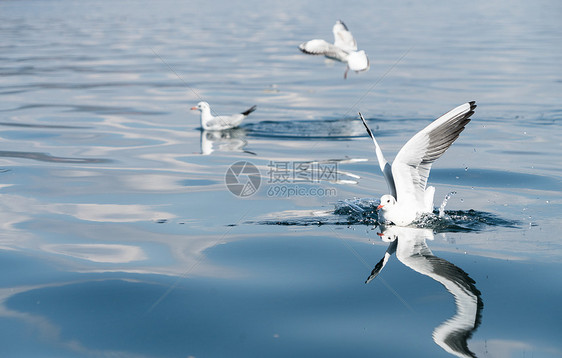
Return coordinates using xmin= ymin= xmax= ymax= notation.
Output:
xmin=332 ymin=20 xmax=357 ymax=52
xmin=203 ymin=114 xmax=239 ymax=130
xmin=393 ymin=226 xmax=482 ymax=358
xmin=391 ymin=101 xmax=476 ymax=204
xmin=359 ymin=113 xmax=397 ymax=198
xmin=223 ymin=114 xmax=245 ymax=128
xmin=365 ymin=239 xmax=397 ymax=284
xmin=299 ymin=39 xmax=348 ymax=62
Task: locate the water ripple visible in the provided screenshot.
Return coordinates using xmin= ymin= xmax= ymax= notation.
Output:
xmin=244 ymin=118 xmax=396 ymax=139
xmin=0 ymin=150 xmax=111 ymax=164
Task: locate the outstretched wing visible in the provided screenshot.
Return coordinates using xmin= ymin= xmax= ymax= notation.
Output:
xmin=359 ymin=113 xmax=397 ymax=198
xmin=392 ymin=101 xmax=476 ymax=204
xmin=332 ymin=20 xmax=357 ymax=52
xmin=299 ymin=39 xmax=348 ymax=62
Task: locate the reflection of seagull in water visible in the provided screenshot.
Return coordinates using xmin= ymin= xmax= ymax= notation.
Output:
xmin=191 ymin=101 xmax=257 ymax=130
xmin=299 ymin=20 xmax=370 ymax=79
xmin=366 ymin=226 xmax=483 ymax=358
xmin=200 ymin=128 xmax=254 ymax=155
xmin=359 ymin=102 xmax=476 ymax=226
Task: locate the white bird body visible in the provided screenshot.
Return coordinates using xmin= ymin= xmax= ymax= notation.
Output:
xmin=359 ymin=101 xmax=477 ymax=226
xmin=299 ymin=20 xmax=370 ymax=79
xmin=191 ymin=101 xmax=256 ymax=131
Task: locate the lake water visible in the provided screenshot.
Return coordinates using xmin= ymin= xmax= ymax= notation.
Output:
xmin=1 ymin=0 xmax=561 ymax=357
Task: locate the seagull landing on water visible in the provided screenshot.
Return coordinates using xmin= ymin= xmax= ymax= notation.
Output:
xmin=299 ymin=20 xmax=370 ymax=79
xmin=191 ymin=101 xmax=257 ymax=131
xmin=359 ymin=101 xmax=477 ymax=226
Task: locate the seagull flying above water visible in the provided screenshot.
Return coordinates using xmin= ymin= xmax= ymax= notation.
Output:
xmin=359 ymin=101 xmax=476 ymax=226
xmin=191 ymin=101 xmax=257 ymax=131
xmin=299 ymin=20 xmax=370 ymax=79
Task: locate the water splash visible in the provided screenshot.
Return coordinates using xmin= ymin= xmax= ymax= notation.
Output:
xmin=334 ymin=198 xmax=380 ymax=225
xmin=439 ymin=191 xmax=457 ymax=218
xmin=254 ymin=198 xmax=520 ymax=233
xmin=431 ymin=210 xmax=520 ymax=232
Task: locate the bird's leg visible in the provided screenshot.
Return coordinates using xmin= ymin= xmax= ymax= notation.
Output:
xmin=344 ymin=66 xmax=349 ymax=79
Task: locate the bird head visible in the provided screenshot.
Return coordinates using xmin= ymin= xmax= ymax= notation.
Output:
xmin=191 ymin=101 xmax=210 ymax=112
xmin=377 ymin=195 xmax=396 ymax=211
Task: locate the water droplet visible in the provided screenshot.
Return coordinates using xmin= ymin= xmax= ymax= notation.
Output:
xmin=546 ymin=200 xmax=550 ymax=204
xmin=464 ymin=167 xmax=469 ymax=171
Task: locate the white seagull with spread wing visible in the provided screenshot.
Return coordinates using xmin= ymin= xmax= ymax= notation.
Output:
xmin=359 ymin=101 xmax=477 ymax=226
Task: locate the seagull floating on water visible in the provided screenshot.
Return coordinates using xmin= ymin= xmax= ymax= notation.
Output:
xmin=191 ymin=101 xmax=257 ymax=130
xmin=359 ymin=101 xmax=476 ymax=226
xmin=299 ymin=20 xmax=370 ymax=79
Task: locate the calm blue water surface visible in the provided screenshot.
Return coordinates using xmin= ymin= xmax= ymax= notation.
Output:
xmin=1 ymin=0 xmax=561 ymax=357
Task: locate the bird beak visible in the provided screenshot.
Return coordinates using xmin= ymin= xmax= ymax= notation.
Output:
xmin=376 ymin=204 xmax=384 ymax=210
xmin=190 ymin=106 xmax=198 ymax=110
xmin=377 ymin=232 xmax=384 ymax=237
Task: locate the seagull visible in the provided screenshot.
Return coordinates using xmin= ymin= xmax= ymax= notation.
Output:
xmin=359 ymin=101 xmax=476 ymax=226
xmin=299 ymin=20 xmax=370 ymax=79
xmin=191 ymin=101 xmax=257 ymax=130
xmin=366 ymin=226 xmax=483 ymax=358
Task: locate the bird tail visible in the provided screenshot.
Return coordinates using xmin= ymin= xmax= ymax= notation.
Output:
xmin=241 ymin=105 xmax=257 ymax=116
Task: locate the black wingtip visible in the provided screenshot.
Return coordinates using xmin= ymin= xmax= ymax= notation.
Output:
xmin=337 ymin=19 xmax=349 ymax=31
xmin=241 ymin=105 xmax=257 ymax=116
xmin=465 ymin=101 xmax=477 ymax=121
xmin=365 ymin=256 xmax=386 ymax=284
xmin=298 ymin=44 xmax=320 ymax=56
xmin=358 ymin=112 xmax=375 ymax=140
